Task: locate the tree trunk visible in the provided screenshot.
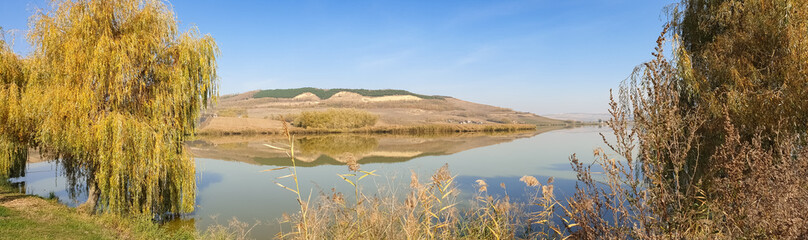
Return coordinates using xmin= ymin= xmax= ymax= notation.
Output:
xmin=79 ymin=180 xmax=100 ymax=213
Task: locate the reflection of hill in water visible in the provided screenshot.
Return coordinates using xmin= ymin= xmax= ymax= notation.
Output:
xmin=187 ymin=127 xmax=563 ymax=167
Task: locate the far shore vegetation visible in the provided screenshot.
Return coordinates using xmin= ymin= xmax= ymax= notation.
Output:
xmin=294 ymin=109 xmax=379 ymax=129
xmin=199 ymin=108 xmax=546 ymax=136
xmin=197 ymin=123 xmax=540 ymax=136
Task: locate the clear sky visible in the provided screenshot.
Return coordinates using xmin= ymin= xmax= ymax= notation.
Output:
xmin=1 ymin=0 xmax=674 ymax=114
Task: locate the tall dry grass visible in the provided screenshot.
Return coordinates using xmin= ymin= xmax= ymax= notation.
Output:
xmin=263 ymin=125 xmax=561 ymax=239
xmin=294 ymin=109 xmax=378 ymax=129
xmin=270 ymin=165 xmax=562 ymax=239
xmin=556 ymin=23 xmax=808 ymax=239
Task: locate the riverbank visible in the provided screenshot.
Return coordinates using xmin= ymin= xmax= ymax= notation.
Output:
xmin=0 ymin=183 xmax=197 ymax=240
xmin=197 ymin=120 xmax=553 ymax=136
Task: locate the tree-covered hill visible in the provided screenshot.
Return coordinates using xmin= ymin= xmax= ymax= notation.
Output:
xmin=253 ymin=87 xmax=446 ymax=99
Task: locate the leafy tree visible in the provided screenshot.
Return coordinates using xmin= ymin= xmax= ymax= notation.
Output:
xmin=674 ymin=0 xmax=808 ymax=147
xmin=561 ymin=0 xmax=808 ymax=238
xmin=0 ymin=0 xmax=218 ymax=216
xmin=669 ymin=1 xmax=808 ymax=235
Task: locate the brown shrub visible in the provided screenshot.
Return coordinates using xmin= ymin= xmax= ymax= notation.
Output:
xmin=293 ymin=108 xmax=378 ymax=129
xmin=560 ymin=2 xmax=808 ymax=237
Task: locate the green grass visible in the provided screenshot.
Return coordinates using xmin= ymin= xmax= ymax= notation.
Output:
xmin=0 ymin=205 xmax=11 ymax=217
xmin=0 ymin=201 xmax=117 ymax=240
xmin=253 ymin=87 xmax=446 ymax=100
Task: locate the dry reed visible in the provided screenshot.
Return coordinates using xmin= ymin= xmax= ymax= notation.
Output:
xmin=198 ymin=123 xmax=537 ymax=136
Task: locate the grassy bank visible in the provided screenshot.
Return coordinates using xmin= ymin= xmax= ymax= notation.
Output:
xmin=0 ymin=183 xmax=200 ymax=240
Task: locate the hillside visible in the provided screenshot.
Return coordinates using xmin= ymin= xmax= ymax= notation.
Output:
xmin=198 ymin=88 xmax=568 ymax=134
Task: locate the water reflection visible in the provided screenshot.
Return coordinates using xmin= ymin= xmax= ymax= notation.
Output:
xmin=10 ymin=126 xmax=614 ymax=238
xmin=8 ymin=160 xmax=88 ymax=207
xmin=187 ymin=129 xmax=552 ymax=167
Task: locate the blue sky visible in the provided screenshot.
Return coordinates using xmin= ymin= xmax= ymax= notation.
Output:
xmin=1 ymin=0 xmax=674 ymax=114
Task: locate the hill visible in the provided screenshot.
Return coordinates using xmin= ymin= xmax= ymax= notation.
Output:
xmin=198 ymin=88 xmax=569 ymax=134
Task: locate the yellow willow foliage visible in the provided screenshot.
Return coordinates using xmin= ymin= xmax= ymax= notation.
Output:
xmin=0 ymin=0 xmax=218 ymax=216
xmin=0 ymin=31 xmax=31 ymax=178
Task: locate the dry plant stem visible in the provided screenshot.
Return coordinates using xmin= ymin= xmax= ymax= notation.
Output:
xmin=275 ymin=161 xmax=562 ymax=239
xmin=264 ymin=122 xmax=310 ymax=239
xmin=285 ymin=123 xmax=309 ymax=240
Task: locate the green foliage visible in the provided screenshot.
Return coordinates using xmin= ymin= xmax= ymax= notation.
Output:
xmin=253 ymin=87 xmax=445 ymax=100
xmin=293 ymin=109 xmax=378 ymax=129
xmin=0 ymin=0 xmax=218 ymax=216
xmin=673 ymin=0 xmax=808 ymax=146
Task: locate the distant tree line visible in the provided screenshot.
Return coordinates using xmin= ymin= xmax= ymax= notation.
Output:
xmin=253 ymin=87 xmax=446 ymax=100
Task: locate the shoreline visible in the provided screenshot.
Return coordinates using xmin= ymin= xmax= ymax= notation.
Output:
xmin=195 ymin=123 xmax=593 ymax=136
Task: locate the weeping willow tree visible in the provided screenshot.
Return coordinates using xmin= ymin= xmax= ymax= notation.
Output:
xmin=0 ymin=0 xmax=218 ymax=216
xmin=0 ymin=28 xmax=31 ymax=179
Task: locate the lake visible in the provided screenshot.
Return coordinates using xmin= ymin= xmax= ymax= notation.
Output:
xmin=10 ymin=126 xmax=613 ymax=238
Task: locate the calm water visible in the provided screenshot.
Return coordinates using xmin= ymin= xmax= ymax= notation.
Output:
xmin=10 ymin=126 xmax=613 ymax=238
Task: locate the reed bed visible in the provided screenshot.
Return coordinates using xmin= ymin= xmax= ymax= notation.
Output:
xmin=263 ymin=125 xmax=565 ymax=240
xmin=197 ymin=123 xmax=537 ymax=136
xmin=293 ymin=109 xmax=378 ymax=129
xmin=277 ymin=169 xmax=566 ymax=240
